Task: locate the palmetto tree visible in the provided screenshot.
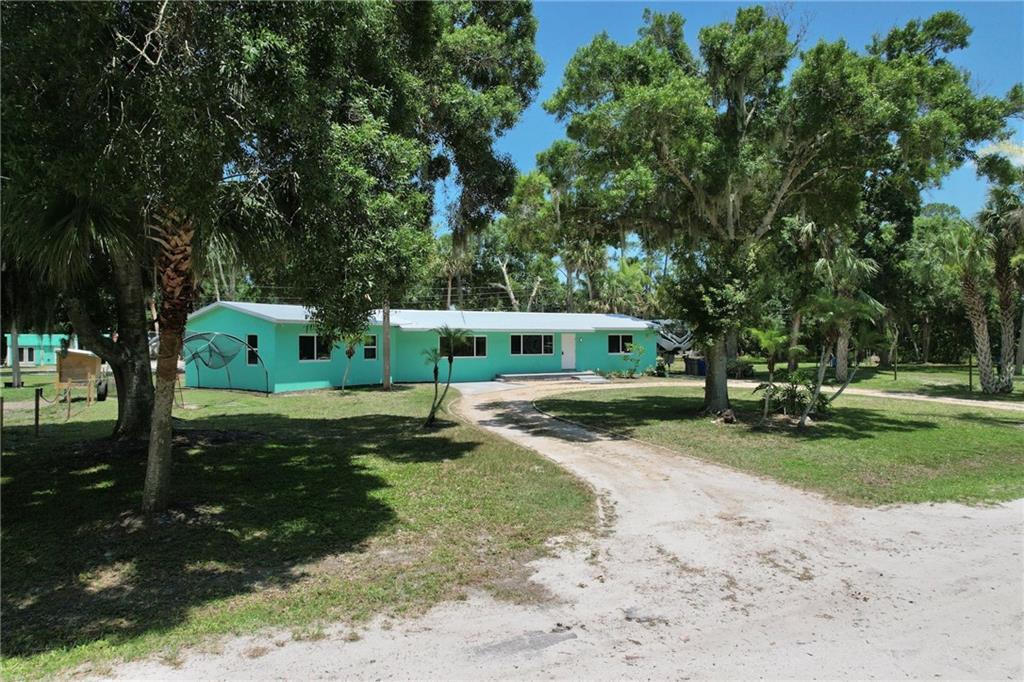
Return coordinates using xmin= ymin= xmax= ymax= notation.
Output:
xmin=943 ymin=222 xmax=1000 ymax=393
xmin=747 ymin=320 xmax=791 ymax=421
xmin=978 ymin=180 xmax=1023 ymax=391
xmin=798 ymin=293 xmax=877 ymax=429
xmin=340 ymin=333 xmax=364 ymax=392
xmin=424 ymin=325 xmax=470 ymax=427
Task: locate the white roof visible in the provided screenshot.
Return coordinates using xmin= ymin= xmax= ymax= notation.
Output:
xmin=189 ymin=301 xmax=654 ymax=332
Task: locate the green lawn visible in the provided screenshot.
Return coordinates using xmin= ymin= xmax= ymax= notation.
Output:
xmin=537 ymin=386 xmax=1024 ymax=505
xmin=1 ymin=370 xmax=63 ymax=403
xmin=664 ymin=361 xmax=1024 ymax=402
xmin=1 ymin=385 xmax=593 ymax=679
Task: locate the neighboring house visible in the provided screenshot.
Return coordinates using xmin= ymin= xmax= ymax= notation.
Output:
xmin=2 ymin=333 xmax=74 ymax=367
xmin=184 ymin=301 xmax=658 ymax=393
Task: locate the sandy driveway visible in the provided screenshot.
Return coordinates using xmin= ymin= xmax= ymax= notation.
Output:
xmin=106 ymin=382 xmax=1023 ymax=680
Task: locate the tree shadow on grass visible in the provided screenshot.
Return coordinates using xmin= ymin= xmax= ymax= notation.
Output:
xmin=535 ymin=393 xmax=941 ymax=442
xmin=0 ymin=411 xmax=477 ymax=662
xmin=476 ymin=398 xmax=605 ymax=443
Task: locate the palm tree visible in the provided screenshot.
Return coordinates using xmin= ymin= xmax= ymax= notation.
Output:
xmin=424 ymin=325 xmax=469 ymax=426
xmin=798 ymin=294 xmax=876 ymax=429
xmin=340 ymin=333 xmax=363 ymax=391
xmin=422 ymin=348 xmax=443 ymax=426
xmin=978 ymin=180 xmax=1023 ymax=391
xmin=747 ymin=320 xmax=791 ymax=421
xmin=943 ymin=221 xmax=999 ymax=393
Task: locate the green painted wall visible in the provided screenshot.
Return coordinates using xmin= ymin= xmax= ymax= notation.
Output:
xmin=184 ymin=306 xmax=278 ymax=392
xmin=185 ymin=307 xmax=658 ymax=393
xmin=2 ymin=333 xmax=71 ymax=366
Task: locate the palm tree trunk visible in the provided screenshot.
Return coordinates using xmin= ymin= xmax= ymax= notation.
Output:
xmin=787 ymin=311 xmax=801 ymax=371
xmin=425 ymin=364 xmax=440 ymax=426
xmin=435 ymin=359 xmax=455 ymax=411
xmin=962 ymin=275 xmax=998 ymax=394
xmin=1015 ymin=304 xmax=1024 ymax=376
xmin=143 ymin=209 xmax=195 ymax=513
xmin=702 ymin=337 xmax=730 ymax=414
xmin=834 ymin=319 xmax=851 ymax=382
xmin=995 ymin=283 xmax=1017 ymax=391
xmin=382 ymin=301 xmax=392 ymax=391
xmin=445 ymin=276 xmax=453 ymax=309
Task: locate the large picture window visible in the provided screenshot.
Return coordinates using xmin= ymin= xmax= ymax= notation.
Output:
xmin=298 ymin=334 xmax=331 ymax=361
xmin=608 ymin=334 xmax=634 ymax=354
xmin=246 ymin=334 xmax=259 ymax=365
xmin=363 ymin=335 xmax=377 ymax=360
xmin=510 ymin=334 xmax=553 ymax=356
xmin=439 ymin=335 xmax=487 ymax=358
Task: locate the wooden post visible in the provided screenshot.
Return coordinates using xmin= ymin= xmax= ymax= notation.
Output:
xmin=34 ymin=387 xmax=41 ymax=436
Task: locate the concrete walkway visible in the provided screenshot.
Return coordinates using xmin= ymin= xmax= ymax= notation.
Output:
xmin=106 ymin=381 xmax=1024 ymax=680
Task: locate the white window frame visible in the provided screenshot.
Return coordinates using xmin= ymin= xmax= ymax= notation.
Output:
xmin=246 ymin=334 xmax=259 ymax=366
xmin=363 ymin=335 xmax=378 ymax=360
xmin=298 ymin=334 xmax=331 ymax=362
xmin=439 ymin=335 xmax=487 ymax=359
xmin=608 ymin=334 xmax=634 ymax=355
xmin=510 ymin=334 xmax=554 ymax=356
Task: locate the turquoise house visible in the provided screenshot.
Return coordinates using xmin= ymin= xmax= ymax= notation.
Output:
xmin=184 ymin=301 xmax=658 ymax=393
xmin=2 ymin=333 xmax=73 ymax=366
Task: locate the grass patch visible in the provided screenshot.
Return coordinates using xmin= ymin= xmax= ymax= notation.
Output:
xmin=1 ymin=385 xmax=593 ymax=678
xmin=661 ymin=361 xmax=1023 ymax=401
xmin=537 ymin=386 xmax=1024 ymax=505
xmin=1 ymin=370 xmax=66 ymax=404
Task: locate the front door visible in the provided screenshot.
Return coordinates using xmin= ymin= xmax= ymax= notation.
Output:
xmin=561 ymin=333 xmax=576 ymax=370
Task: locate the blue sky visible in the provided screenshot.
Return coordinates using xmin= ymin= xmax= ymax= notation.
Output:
xmin=447 ymin=1 xmax=1023 ymax=222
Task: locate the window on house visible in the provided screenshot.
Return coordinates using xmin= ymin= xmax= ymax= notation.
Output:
xmin=298 ymin=334 xmax=331 ymax=361
xmin=363 ymin=335 xmax=377 ymax=360
xmin=247 ymin=335 xmax=259 ymax=365
xmin=510 ymin=334 xmax=554 ymax=356
xmin=439 ymin=335 xmax=487 ymax=357
xmin=608 ymin=334 xmax=634 ymax=354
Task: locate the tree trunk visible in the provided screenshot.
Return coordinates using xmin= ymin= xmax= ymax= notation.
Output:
xmin=994 ymin=284 xmax=1017 ymax=392
xmin=702 ymin=337 xmax=730 ymax=414
xmin=497 ymin=258 xmax=519 ymax=310
xmin=834 ymin=319 xmax=851 ymax=383
xmin=65 ymin=251 xmax=154 ymax=440
xmin=9 ymin=321 xmax=22 ymax=386
xmin=725 ymin=328 xmax=738 ymax=363
xmin=382 ymin=301 xmax=392 ymax=391
xmin=921 ymin=316 xmax=932 ymax=365
xmin=799 ymin=345 xmax=830 ymax=429
xmin=445 ymin=275 xmax=453 ymax=309
xmin=787 ymin=311 xmax=801 ymax=371
xmin=564 ymin=267 xmax=574 ymax=313
xmin=142 ymin=209 xmax=195 ymax=513
xmin=526 ymin=277 xmax=541 ymax=312
xmin=1015 ymin=303 xmax=1023 ymax=376
xmin=962 ymin=275 xmax=998 ymax=394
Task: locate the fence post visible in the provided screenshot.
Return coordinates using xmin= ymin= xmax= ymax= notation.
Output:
xmin=35 ymin=387 xmax=41 ymax=437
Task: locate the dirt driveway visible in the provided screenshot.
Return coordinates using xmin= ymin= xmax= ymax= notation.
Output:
xmin=107 ymin=382 xmax=1023 ymax=680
